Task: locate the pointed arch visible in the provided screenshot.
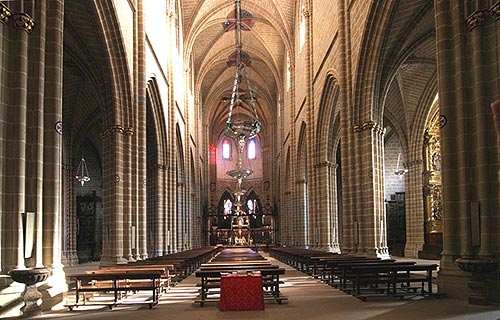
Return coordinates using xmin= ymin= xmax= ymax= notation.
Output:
xmin=175 ymin=123 xmax=185 ymax=172
xmin=352 ymin=1 xmax=397 ymax=124
xmin=146 ymin=78 xmax=168 ymax=164
xmin=317 ymin=74 xmax=341 ymax=162
xmin=91 ymin=0 xmax=134 ymax=127
xmin=297 ymin=121 xmax=308 ymax=180
xmin=217 ymin=189 xmax=235 ymax=215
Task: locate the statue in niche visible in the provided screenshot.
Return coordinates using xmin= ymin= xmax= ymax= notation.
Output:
xmin=432 ymin=152 xmax=441 ymax=171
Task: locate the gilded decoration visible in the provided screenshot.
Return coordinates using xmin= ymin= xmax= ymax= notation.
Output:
xmin=466 ymin=10 xmax=487 ymax=30
xmin=466 ymin=5 xmax=500 ymax=30
xmin=423 ymin=112 xmax=442 ymax=233
xmin=12 ymin=12 xmax=35 ymax=33
xmin=491 ymin=1 xmax=500 ymax=20
xmin=0 ymin=3 xmax=12 ymax=25
xmin=0 ymin=3 xmax=35 ymax=33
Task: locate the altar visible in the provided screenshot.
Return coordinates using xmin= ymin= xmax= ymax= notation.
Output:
xmin=219 ymin=273 xmax=264 ymax=311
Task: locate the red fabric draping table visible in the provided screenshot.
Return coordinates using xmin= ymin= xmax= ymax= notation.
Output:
xmin=219 ymin=274 xmax=264 ymax=311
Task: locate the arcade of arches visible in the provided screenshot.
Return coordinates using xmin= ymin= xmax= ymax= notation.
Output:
xmin=0 ymin=0 xmax=499 ymax=314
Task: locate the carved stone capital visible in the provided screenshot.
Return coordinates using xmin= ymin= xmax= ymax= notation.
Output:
xmin=124 ymin=127 xmax=134 ymax=136
xmin=314 ymin=160 xmax=337 ymax=169
xmin=466 ymin=10 xmax=487 ymax=30
xmin=0 ymin=3 xmax=13 ymax=25
xmin=0 ymin=4 xmax=35 ymax=34
xmin=12 ymin=12 xmax=35 ymax=33
xmin=353 ymin=121 xmax=385 ymax=135
xmin=100 ymin=125 xmax=127 ymax=139
xmin=406 ymin=159 xmax=423 ymax=168
xmin=491 ymin=1 xmax=500 ymax=20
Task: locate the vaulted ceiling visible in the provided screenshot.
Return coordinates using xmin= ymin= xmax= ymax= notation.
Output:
xmin=180 ymin=0 xmax=296 ymax=143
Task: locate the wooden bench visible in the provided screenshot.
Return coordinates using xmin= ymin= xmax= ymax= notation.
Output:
xmin=312 ymin=256 xmax=370 ymax=281
xmin=335 ymin=261 xmax=414 ymax=291
xmin=96 ymin=265 xmax=173 ymax=292
xmin=349 ymin=263 xmax=439 ymax=300
xmin=67 ymin=269 xmax=164 ymax=310
xmin=135 ymin=246 xmax=221 ymax=283
xmin=195 ymin=268 xmax=286 ymax=307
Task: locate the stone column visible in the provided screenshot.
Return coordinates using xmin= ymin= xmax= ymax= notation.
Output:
xmin=42 ymin=0 xmax=68 ymax=305
xmin=329 ymin=163 xmax=341 ymax=253
xmin=167 ymin=6 xmax=177 ymax=253
xmin=492 ymin=99 xmax=500 ymax=192
xmin=155 ymin=164 xmax=166 ymax=256
xmin=403 ymin=159 xmax=425 ymax=258
xmin=352 ymin=122 xmax=389 ymax=258
xmin=62 ymin=164 xmax=78 ymax=265
xmin=25 ymin=0 xmax=46 ymax=270
xmin=302 ymin=1 xmax=319 ymax=250
xmin=136 ymin=0 xmax=148 ymax=260
xmin=436 ymin=0 xmax=500 ymax=301
xmin=314 ymin=161 xmax=340 ymax=251
xmin=1 ymin=0 xmax=29 ymax=274
xmin=122 ymin=129 xmax=134 ymax=262
xmin=100 ymin=127 xmax=128 ymax=265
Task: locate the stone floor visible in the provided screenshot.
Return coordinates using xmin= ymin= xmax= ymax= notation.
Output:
xmin=4 ymin=255 xmax=500 ymax=320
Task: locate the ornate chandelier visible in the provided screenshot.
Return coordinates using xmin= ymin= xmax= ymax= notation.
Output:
xmin=224 ymin=0 xmax=260 ymax=151
xmin=224 ymin=0 xmax=260 ymax=216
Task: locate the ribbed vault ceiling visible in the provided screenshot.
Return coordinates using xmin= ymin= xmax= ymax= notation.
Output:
xmin=181 ymin=0 xmax=295 ymax=143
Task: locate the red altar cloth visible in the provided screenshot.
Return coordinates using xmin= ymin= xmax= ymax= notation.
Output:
xmin=219 ymin=274 xmax=264 ymax=311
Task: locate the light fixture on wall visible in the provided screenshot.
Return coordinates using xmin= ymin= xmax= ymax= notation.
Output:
xmin=394 ymin=148 xmax=408 ymax=178
xmin=75 ymin=158 xmax=90 ymax=186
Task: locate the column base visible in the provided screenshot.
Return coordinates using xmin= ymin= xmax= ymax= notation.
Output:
xmin=376 ymin=246 xmax=391 ymax=259
xmin=418 ymin=244 xmax=442 ymax=260
xmin=40 ymin=266 xmax=68 ymax=312
xmin=404 ymin=240 xmax=424 ymax=258
xmin=329 ymin=243 xmax=341 ymax=253
xmin=61 ymin=251 xmax=79 ymax=266
xmin=100 ymin=255 xmax=129 ymax=266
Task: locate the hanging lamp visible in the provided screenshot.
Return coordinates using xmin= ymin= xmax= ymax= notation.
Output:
xmin=75 ymin=158 xmax=90 ymax=186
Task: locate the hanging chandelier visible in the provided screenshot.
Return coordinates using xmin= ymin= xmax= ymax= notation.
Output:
xmin=223 ymin=0 xmax=260 ymax=221
xmin=224 ymin=0 xmax=260 ymax=148
xmin=394 ymin=148 xmax=408 ymax=178
xmin=75 ymin=158 xmax=91 ymax=186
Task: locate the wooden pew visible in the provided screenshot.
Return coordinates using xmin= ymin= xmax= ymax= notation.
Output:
xmin=195 ymin=267 xmax=286 ymax=307
xmin=349 ymin=263 xmax=438 ymax=300
xmin=135 ymin=246 xmax=221 ymax=283
xmin=97 ymin=265 xmax=174 ymax=292
xmin=335 ymin=260 xmax=413 ymax=291
xmin=195 ymin=248 xmax=286 ymax=306
xmin=324 ymin=258 xmax=389 ymax=287
xmin=309 ymin=255 xmax=367 ymax=279
xmin=67 ymin=269 xmax=164 ymax=310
